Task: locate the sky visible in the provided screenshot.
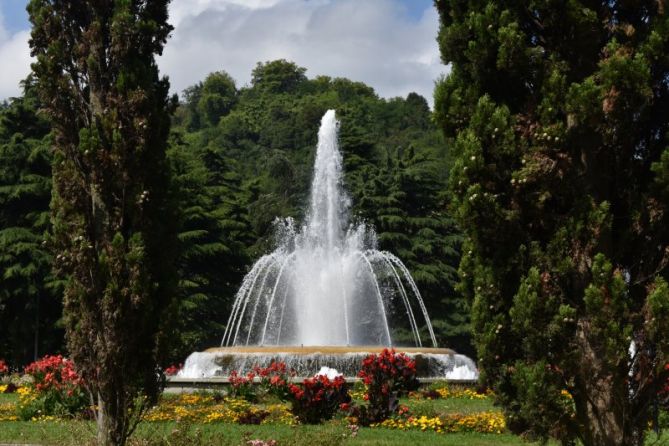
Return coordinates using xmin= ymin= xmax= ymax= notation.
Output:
xmin=0 ymin=0 xmax=447 ymax=105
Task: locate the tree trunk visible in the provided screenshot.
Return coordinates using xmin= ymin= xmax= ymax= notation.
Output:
xmin=575 ymin=322 xmax=644 ymax=446
xmin=96 ymin=393 xmax=125 ymax=446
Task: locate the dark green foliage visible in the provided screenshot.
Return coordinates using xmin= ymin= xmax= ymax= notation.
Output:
xmin=167 ymin=132 xmax=251 ymax=359
xmin=251 ymin=59 xmax=308 ymax=94
xmin=434 ymin=1 xmax=669 ymax=445
xmin=0 ymin=79 xmax=62 ymax=366
xmin=29 ymin=1 xmax=176 ymax=445
xmin=197 ymin=71 xmax=237 ymax=126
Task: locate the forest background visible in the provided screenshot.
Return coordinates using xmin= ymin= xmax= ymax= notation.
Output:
xmin=0 ymin=60 xmax=469 ymax=367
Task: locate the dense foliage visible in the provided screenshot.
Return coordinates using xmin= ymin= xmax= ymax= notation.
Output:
xmin=28 ymin=1 xmax=177 ymax=445
xmin=434 ymin=1 xmax=669 ymax=445
xmin=0 ymin=79 xmax=63 ymax=366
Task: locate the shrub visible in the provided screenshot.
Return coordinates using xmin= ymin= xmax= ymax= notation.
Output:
xmin=253 ymin=361 xmax=294 ymax=399
xmin=165 ymin=364 xmax=183 ymax=376
xmin=228 ymin=370 xmax=258 ymax=401
xmin=288 ymin=375 xmax=350 ymax=424
xmin=18 ymin=355 xmax=88 ymax=419
xmin=353 ymin=348 xmax=419 ymax=424
xmin=228 ymin=361 xmax=294 ymax=402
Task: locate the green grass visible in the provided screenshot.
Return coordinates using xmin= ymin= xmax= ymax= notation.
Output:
xmin=0 ymin=421 xmax=540 ymax=446
xmin=398 ymin=395 xmax=496 ymax=416
xmin=0 ymin=389 xmax=532 ymax=445
xmin=0 ymin=392 xmax=18 ymax=404
xmin=2 ymin=389 xmax=667 ymax=445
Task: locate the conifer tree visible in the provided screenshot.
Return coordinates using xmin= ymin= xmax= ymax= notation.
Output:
xmin=0 ymin=79 xmax=62 ymax=365
xmin=28 ymin=1 xmax=176 ymax=444
xmin=167 ymin=133 xmax=251 ymax=359
xmin=435 ymin=1 xmax=669 ymax=444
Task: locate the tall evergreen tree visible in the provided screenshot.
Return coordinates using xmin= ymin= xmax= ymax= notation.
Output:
xmin=0 ymin=79 xmax=62 ymax=365
xmin=29 ymin=1 xmax=176 ymax=444
xmin=167 ymin=133 xmax=251 ymax=359
xmin=435 ymin=1 xmax=669 ymax=444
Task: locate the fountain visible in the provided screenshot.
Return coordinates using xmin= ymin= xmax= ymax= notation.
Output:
xmin=178 ymin=110 xmax=477 ymax=380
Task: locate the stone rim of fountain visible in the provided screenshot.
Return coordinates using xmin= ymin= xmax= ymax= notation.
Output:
xmin=205 ymin=346 xmax=456 ymax=355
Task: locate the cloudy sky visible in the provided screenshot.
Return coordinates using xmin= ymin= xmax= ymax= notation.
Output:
xmin=0 ymin=0 xmax=447 ymax=105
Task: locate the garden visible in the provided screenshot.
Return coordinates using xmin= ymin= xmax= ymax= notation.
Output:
xmin=2 ymin=352 xmax=668 ymax=445
xmin=0 ymin=351 xmax=527 ymax=445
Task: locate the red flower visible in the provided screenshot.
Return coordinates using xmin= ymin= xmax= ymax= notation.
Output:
xmin=0 ymin=359 xmax=8 ymax=375
xmin=164 ymin=364 xmax=182 ymax=376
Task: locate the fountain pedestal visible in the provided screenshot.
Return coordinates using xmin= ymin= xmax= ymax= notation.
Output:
xmin=179 ymin=346 xmax=478 ymax=380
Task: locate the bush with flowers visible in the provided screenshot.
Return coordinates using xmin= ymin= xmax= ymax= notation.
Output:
xmin=17 ymin=355 xmax=88 ymax=420
xmin=253 ymin=361 xmax=295 ymax=400
xmin=288 ymin=374 xmax=351 ymax=424
xmin=0 ymin=359 xmax=9 ymax=376
xmin=228 ymin=361 xmax=294 ymax=402
xmin=228 ymin=370 xmax=258 ymax=401
xmin=164 ymin=363 xmax=183 ymax=376
xmin=350 ymin=348 xmax=419 ymax=424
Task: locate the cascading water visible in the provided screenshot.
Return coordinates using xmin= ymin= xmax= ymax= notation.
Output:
xmin=178 ymin=110 xmax=478 ymax=379
xmin=222 ymin=109 xmax=435 ymax=348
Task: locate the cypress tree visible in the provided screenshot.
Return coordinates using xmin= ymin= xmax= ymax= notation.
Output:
xmin=435 ymin=1 xmax=669 ymax=445
xmin=28 ymin=1 xmax=176 ymax=444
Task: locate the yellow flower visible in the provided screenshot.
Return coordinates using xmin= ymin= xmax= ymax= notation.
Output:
xmin=560 ymin=389 xmax=573 ymax=400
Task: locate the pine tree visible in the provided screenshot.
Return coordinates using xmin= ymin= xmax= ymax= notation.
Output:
xmin=168 ymin=133 xmax=251 ymax=359
xmin=0 ymin=79 xmax=62 ymax=365
xmin=354 ymin=147 xmax=466 ymax=351
xmin=29 ymin=1 xmax=176 ymax=444
xmin=435 ymin=1 xmax=669 ymax=444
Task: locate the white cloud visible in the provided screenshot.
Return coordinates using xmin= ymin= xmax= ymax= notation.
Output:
xmin=0 ymin=8 xmax=32 ymax=100
xmin=0 ymin=0 xmax=448 ymax=105
xmin=169 ymin=0 xmax=283 ymax=27
xmin=159 ymin=0 xmax=447 ymax=105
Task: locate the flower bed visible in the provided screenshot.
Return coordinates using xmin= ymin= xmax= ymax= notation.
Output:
xmin=143 ymin=394 xmax=295 ymax=425
xmin=17 ymin=355 xmax=88 ymax=420
xmin=372 ymin=411 xmax=506 ymax=434
xmin=410 ymin=386 xmax=492 ymax=400
xmin=0 ymin=353 xmax=513 ymax=440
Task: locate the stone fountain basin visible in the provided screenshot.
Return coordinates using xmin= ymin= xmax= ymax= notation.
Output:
xmin=177 ymin=345 xmax=478 ymax=380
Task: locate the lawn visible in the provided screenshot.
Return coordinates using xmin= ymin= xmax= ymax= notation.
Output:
xmin=1 ymin=388 xmax=667 ymax=445
xmin=0 ymin=420 xmax=540 ymax=446
xmin=0 ymin=385 xmax=534 ymax=445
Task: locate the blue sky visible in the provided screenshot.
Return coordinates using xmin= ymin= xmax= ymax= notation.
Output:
xmin=0 ymin=0 xmax=445 ymax=102
xmin=1 ymin=0 xmax=29 ymax=34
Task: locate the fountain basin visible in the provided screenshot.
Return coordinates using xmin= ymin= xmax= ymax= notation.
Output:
xmin=178 ymin=346 xmax=478 ymax=380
